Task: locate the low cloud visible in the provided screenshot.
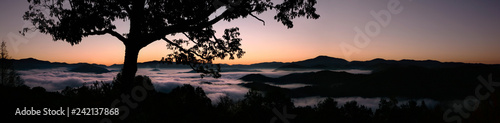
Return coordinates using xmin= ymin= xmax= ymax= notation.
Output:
xmin=154 ymin=82 xmax=184 ymax=93
xmin=19 ymin=68 xmax=115 ymax=91
xmin=17 ymin=68 xmax=315 ymax=103
xmin=23 ymin=77 xmax=85 ymax=91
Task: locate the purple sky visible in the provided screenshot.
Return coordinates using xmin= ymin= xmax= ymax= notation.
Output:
xmin=1 ymin=0 xmax=499 ymax=65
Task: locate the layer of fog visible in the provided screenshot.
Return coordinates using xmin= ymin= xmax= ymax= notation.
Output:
xmin=21 ymin=67 xmax=430 ymax=108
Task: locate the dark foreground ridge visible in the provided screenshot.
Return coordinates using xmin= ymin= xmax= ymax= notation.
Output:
xmin=69 ymin=64 xmax=111 ymax=74
xmin=240 ymin=65 xmax=500 ymax=100
xmin=2 ymin=74 xmax=499 ymax=123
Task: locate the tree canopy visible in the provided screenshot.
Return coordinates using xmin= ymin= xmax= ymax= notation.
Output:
xmin=22 ymin=0 xmax=319 ymax=79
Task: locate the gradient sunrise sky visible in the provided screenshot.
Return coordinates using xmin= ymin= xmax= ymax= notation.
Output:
xmin=1 ymin=0 xmax=499 ymax=66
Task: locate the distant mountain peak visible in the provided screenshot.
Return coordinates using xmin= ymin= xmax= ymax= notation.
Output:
xmin=299 ymin=55 xmax=348 ymax=63
xmin=371 ymin=58 xmax=386 ymax=61
xmin=315 ymin=55 xmax=330 ymax=58
xmin=21 ymin=57 xmax=40 ymax=61
xmin=273 ymin=55 xmax=350 ymax=70
xmin=312 ymin=55 xmax=345 ymax=60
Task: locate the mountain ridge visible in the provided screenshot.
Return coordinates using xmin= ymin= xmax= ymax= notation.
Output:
xmin=9 ymin=56 xmax=500 ymax=70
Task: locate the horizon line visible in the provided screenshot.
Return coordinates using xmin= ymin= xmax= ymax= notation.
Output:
xmin=10 ymin=56 xmax=500 ymax=66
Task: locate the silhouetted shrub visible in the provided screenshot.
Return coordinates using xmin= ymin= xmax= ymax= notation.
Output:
xmin=0 ymin=41 xmax=24 ymax=87
xmin=341 ymin=101 xmax=372 ymax=123
xmin=2 ymin=74 xmax=459 ymax=123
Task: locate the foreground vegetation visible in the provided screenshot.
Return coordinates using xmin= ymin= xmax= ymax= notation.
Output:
xmin=1 ymin=74 xmax=499 ymax=123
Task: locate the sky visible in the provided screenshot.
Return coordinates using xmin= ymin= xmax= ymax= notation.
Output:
xmin=1 ymin=0 xmax=499 ymax=66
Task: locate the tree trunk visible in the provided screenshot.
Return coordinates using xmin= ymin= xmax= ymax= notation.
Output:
xmin=120 ymin=44 xmax=141 ymax=89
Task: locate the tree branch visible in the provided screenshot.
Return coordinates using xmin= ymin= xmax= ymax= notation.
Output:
xmin=161 ymin=37 xmax=207 ymax=60
xmin=164 ymin=9 xmax=232 ymax=35
xmin=249 ymin=13 xmax=265 ymax=25
xmin=211 ymin=34 xmax=230 ymax=53
xmin=182 ymin=32 xmax=198 ymax=44
xmin=82 ymin=29 xmax=128 ymax=44
xmin=145 ymin=9 xmax=231 ymax=45
xmin=82 ymin=30 xmax=107 ymax=36
xmin=119 ymin=1 xmax=131 ymax=15
xmin=107 ymin=30 xmax=128 ymax=44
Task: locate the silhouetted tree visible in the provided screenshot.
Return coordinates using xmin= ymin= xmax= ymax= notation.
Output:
xmin=263 ymin=88 xmax=294 ymax=109
xmin=22 ymin=0 xmax=320 ymax=86
xmin=237 ymin=89 xmax=271 ymax=123
xmin=0 ymin=41 xmax=7 ymax=82
xmin=374 ymin=98 xmax=400 ymax=123
xmin=215 ymin=95 xmax=237 ymax=122
xmin=340 ymin=101 xmax=373 ymax=123
xmin=0 ymin=41 xmax=24 ymax=87
xmin=316 ymin=97 xmax=344 ymax=122
xmin=216 ymin=95 xmax=235 ymax=112
xmin=163 ymin=84 xmax=213 ymax=123
xmin=373 ymin=98 xmax=441 ymax=123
